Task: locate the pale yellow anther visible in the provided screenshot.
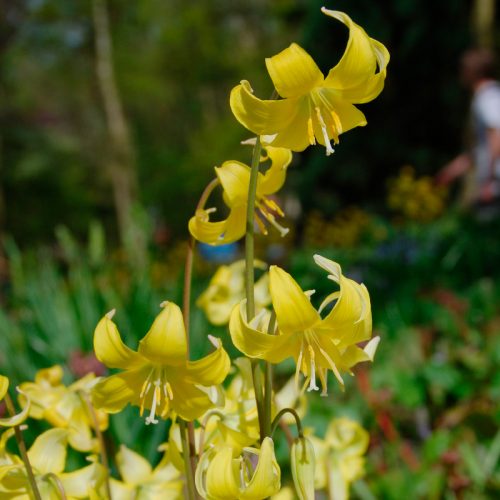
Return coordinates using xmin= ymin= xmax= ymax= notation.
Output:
xmin=330 ymin=110 xmax=342 ymax=144
xmin=307 ymin=117 xmax=316 ymax=145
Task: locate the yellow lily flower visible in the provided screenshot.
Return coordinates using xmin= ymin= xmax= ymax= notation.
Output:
xmin=291 ymin=436 xmax=315 ymax=500
xmin=197 ymin=260 xmax=271 ymax=326
xmin=91 ymin=301 xmax=230 ymax=422
xmin=311 ymin=418 xmax=369 ymax=500
xmin=195 ymin=437 xmax=281 ymax=500
xmin=230 ymin=9 xmax=389 ymax=155
xmin=109 ymin=444 xmax=183 ymax=499
xmin=19 ymin=366 xmax=108 ymax=452
xmin=0 ymin=375 xmax=30 ymax=428
xmin=229 ymin=255 xmax=380 ymax=394
xmin=0 ymin=428 xmax=107 ymax=499
xmin=188 ymin=145 xmax=292 ymax=245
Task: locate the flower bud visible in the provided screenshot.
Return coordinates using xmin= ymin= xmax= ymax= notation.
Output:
xmin=291 ymin=436 xmax=315 ymax=500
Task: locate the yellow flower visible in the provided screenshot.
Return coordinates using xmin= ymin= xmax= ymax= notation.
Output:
xmin=91 ymin=301 xmax=230 ymax=423
xmin=110 ymin=444 xmax=183 ymax=499
xmin=0 ymin=375 xmax=30 ymax=428
xmin=197 ymin=260 xmax=271 ymax=325
xmin=229 ymin=255 xmax=379 ymax=394
xmin=0 ymin=428 xmax=106 ymax=498
xmin=311 ymin=418 xmax=369 ymax=500
xmin=230 ymin=9 xmax=389 ymax=156
xmin=291 ymin=436 xmax=316 ymax=500
xmin=195 ymin=437 xmax=281 ymax=500
xmin=189 ymin=145 xmax=292 ymax=245
xmin=19 ymin=366 xmax=108 ymax=452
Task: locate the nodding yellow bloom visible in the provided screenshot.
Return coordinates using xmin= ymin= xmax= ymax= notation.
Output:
xmin=195 ymin=437 xmax=281 ymax=500
xmin=0 ymin=428 xmax=107 ymax=498
xmin=311 ymin=418 xmax=369 ymax=500
xmin=91 ymin=301 xmax=230 ymax=423
xmin=188 ymin=145 xmax=292 ymax=245
xmin=291 ymin=436 xmax=316 ymax=500
xmin=0 ymin=375 xmax=30 ymax=428
xmin=230 ymin=9 xmax=389 ymax=156
xmin=197 ymin=260 xmax=271 ymax=326
xmin=19 ymin=365 xmax=108 ymax=452
xmin=110 ymin=445 xmax=183 ymax=499
xmin=229 ymin=255 xmax=379 ymax=395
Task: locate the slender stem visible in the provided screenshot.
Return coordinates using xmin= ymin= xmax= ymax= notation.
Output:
xmin=4 ymin=393 xmax=42 ymax=500
xmin=80 ymin=392 xmax=112 ymax=500
xmin=179 ymin=419 xmax=197 ymax=500
xmin=270 ymin=408 xmax=304 ymax=438
xmin=262 ymin=311 xmax=276 ymax=438
xmin=244 ymin=136 xmax=262 ymax=321
xmin=42 ymin=473 xmax=68 ymax=500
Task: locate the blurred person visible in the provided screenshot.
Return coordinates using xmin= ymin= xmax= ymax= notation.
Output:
xmin=437 ymin=48 xmax=500 ymax=210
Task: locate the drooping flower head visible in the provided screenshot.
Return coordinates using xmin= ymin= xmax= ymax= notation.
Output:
xmin=230 ymin=255 xmax=379 ymax=395
xmin=195 ymin=437 xmax=281 ymax=500
xmin=230 ymin=9 xmax=389 ymax=155
xmin=91 ymin=301 xmax=230 ymax=423
xmin=197 ymin=260 xmax=271 ymax=326
xmin=189 ymin=145 xmax=292 ymax=245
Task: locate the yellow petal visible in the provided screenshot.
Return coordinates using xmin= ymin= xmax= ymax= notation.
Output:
xmin=93 ymin=312 xmax=143 ymax=370
xmin=269 ymin=266 xmax=320 ymax=334
xmin=34 ymin=365 xmax=64 ymax=386
xmin=61 ymin=463 xmax=106 ymax=498
xmin=0 ymin=375 xmax=9 ymax=400
xmin=230 ymin=80 xmax=300 ymax=135
xmin=215 ymin=161 xmax=251 ymax=206
xmin=266 ymin=43 xmax=324 ymax=98
xmin=322 ymin=9 xmax=389 ymax=103
xmin=0 ymin=391 xmax=30 ymax=428
xmin=205 ymin=447 xmax=240 ymax=499
xmin=188 ymin=205 xmax=246 ymax=246
xmin=257 ymin=146 xmax=293 ymax=196
xmin=291 ymin=437 xmax=316 ymax=500
xmin=242 ymin=437 xmax=281 ymax=498
xmin=138 ymin=302 xmax=187 ymax=365
xmin=185 ymin=337 xmax=230 ymax=386
xmin=168 ymin=375 xmax=217 ymax=421
xmin=91 ymin=367 xmax=146 ymax=413
xmin=28 ymin=428 xmax=68 ymax=475
xmin=116 ymin=445 xmax=152 ymax=486
xmin=229 ymin=302 xmax=296 ymax=363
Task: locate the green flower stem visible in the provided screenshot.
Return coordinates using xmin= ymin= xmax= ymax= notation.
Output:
xmin=262 ymin=311 xmax=276 ymax=438
xmin=4 ymin=393 xmax=42 ymax=500
xmin=244 ymin=135 xmax=268 ymax=441
xmin=179 ymin=419 xmax=197 ymax=500
xmin=80 ymin=391 xmax=112 ymax=500
xmin=270 ymin=408 xmax=304 ymax=439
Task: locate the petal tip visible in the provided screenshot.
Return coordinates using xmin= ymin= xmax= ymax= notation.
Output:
xmin=106 ymin=309 xmax=116 ymax=319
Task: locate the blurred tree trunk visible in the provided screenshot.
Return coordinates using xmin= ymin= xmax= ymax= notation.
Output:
xmin=471 ymin=0 xmax=496 ymax=48
xmin=91 ymin=0 xmax=142 ymax=258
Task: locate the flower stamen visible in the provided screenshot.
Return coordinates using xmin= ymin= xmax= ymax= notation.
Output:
xmin=315 ymin=107 xmax=335 ymax=156
xmin=307 ymin=345 xmax=319 ymax=392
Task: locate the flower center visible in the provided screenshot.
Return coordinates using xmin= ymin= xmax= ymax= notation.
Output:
xmin=139 ymin=367 xmax=174 ymax=425
xmin=254 ymin=197 xmax=289 ymax=237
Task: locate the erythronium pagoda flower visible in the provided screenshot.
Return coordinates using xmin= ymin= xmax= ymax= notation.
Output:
xmin=197 ymin=260 xmax=271 ymax=326
xmin=91 ymin=301 xmax=230 ymax=423
xmin=230 ymin=9 xmax=389 ymax=155
xmin=310 ymin=418 xmax=369 ymax=500
xmin=19 ymin=365 xmax=108 ymax=452
xmin=229 ymin=255 xmax=380 ymax=395
xmin=0 ymin=375 xmax=30 ymax=427
xmin=0 ymin=428 xmax=107 ymax=498
xmin=110 ymin=444 xmax=183 ymax=499
xmin=188 ymin=145 xmax=292 ymax=245
xmin=195 ymin=437 xmax=281 ymax=500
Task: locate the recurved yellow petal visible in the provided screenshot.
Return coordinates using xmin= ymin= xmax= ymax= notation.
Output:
xmin=269 ymin=266 xmax=320 ymax=334
xmin=0 ymin=375 xmax=8 ymax=400
xmin=185 ymin=337 xmax=230 ymax=386
xmin=116 ymin=445 xmax=152 ymax=486
xmin=230 ymin=80 xmax=300 ymax=135
xmin=242 ymin=437 xmax=281 ymax=499
xmin=216 ymin=161 xmax=251 ymax=206
xmin=257 ymin=147 xmax=293 ymax=196
xmin=0 ymin=391 xmax=30 ymax=428
xmin=138 ymin=302 xmax=187 ymax=365
xmin=28 ymin=428 xmax=68 ymax=475
xmin=94 ymin=311 xmax=143 ymax=370
xmin=205 ymin=447 xmax=240 ymax=499
xmin=229 ymin=302 xmax=296 ymax=363
xmin=266 ymin=43 xmax=324 ymax=98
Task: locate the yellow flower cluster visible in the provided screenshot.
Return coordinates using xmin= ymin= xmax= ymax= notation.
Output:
xmin=387 ymin=166 xmax=448 ymax=222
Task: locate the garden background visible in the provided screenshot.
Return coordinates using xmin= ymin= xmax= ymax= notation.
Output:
xmin=1 ymin=0 xmax=500 ymax=498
